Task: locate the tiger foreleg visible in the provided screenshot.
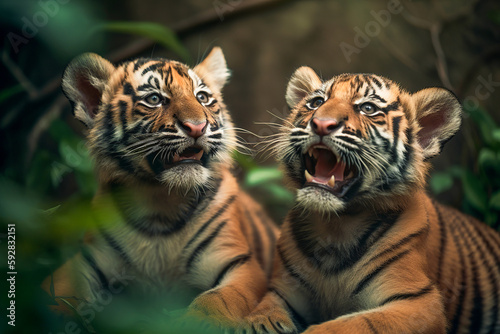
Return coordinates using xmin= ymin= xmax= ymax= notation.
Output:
xmin=302 ymin=286 xmax=446 ymax=334
xmin=185 ymin=257 xmax=268 ymax=329
xmin=239 ymin=290 xmax=298 ymax=334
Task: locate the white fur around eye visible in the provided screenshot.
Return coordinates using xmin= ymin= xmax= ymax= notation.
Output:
xmin=360 ymin=110 xmax=385 ymax=117
xmin=193 ymin=86 xmax=215 ymax=106
xmin=306 ymin=96 xmax=326 ymax=110
xmin=138 ymin=92 xmax=169 ymax=108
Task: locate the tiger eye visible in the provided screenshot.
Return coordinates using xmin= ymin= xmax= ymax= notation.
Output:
xmin=196 ymin=91 xmax=209 ymax=104
xmin=145 ymin=93 xmax=162 ymax=106
xmin=360 ymin=102 xmax=377 ymax=114
xmin=308 ymin=97 xmax=325 ymax=109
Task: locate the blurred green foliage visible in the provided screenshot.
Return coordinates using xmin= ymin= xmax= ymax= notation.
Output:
xmin=234 ymin=151 xmax=294 ymax=215
xmin=431 ymin=105 xmax=500 ymax=230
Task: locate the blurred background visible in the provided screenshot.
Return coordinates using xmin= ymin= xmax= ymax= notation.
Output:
xmin=0 ymin=0 xmax=499 ymax=333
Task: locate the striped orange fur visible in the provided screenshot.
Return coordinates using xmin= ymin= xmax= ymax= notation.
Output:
xmin=43 ymin=48 xmax=278 ymax=329
xmin=242 ymin=68 xmax=500 ymax=334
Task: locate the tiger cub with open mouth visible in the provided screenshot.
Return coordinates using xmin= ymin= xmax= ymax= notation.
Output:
xmin=242 ymin=68 xmax=500 ymax=334
xmin=43 ymin=47 xmax=278 ymax=329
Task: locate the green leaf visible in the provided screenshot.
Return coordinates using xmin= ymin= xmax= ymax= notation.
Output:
xmin=42 ymin=205 xmax=61 ymax=215
xmin=260 ymin=183 xmax=294 ymax=203
xmin=50 ymin=160 xmax=71 ymax=187
xmin=0 ymin=84 xmax=24 ymax=104
xmin=461 ymin=170 xmax=488 ymax=213
xmin=59 ymin=140 xmax=93 ymax=172
xmin=97 ymin=22 xmax=190 ymax=62
xmin=48 ymin=119 xmax=80 ymax=142
xmin=493 ymin=129 xmax=500 ymax=142
xmin=478 ymin=147 xmax=500 ymax=177
xmin=485 ymin=211 xmax=499 ymax=228
xmin=478 ymin=148 xmax=496 ymax=165
xmin=448 ymin=165 xmax=465 ymax=178
xmin=246 ymin=167 xmax=283 ymax=186
xmin=233 ymin=151 xmax=258 ymax=170
xmin=430 ymin=172 xmax=454 ymax=194
xmin=488 ymin=10 xmax=500 ymax=24
xmin=463 ymin=106 xmax=498 ymax=146
xmin=478 ymin=148 xmax=499 ymax=171
xmin=57 ymin=297 xmax=98 ymax=333
xmin=490 ymin=191 xmax=500 ymax=210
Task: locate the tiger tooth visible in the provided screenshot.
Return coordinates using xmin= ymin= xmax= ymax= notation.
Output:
xmin=305 ymin=170 xmax=314 ymax=182
xmin=328 ymin=175 xmax=336 ymax=188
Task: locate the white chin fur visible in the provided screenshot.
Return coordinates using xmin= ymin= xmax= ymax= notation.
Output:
xmin=296 ymin=187 xmax=345 ymax=214
xmin=158 ymin=164 xmax=210 ymax=191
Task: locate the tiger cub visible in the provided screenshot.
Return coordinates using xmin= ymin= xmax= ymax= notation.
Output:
xmin=43 ymin=47 xmax=278 ymax=329
xmin=242 ymin=68 xmax=500 ymax=334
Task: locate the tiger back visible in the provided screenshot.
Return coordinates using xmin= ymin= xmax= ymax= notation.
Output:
xmin=42 ymin=47 xmax=278 ymax=330
xmin=243 ymin=68 xmax=500 ymax=334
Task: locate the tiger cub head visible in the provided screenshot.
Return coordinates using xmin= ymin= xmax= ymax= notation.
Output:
xmin=277 ymin=67 xmax=462 ymax=214
xmin=62 ymin=47 xmax=234 ymax=191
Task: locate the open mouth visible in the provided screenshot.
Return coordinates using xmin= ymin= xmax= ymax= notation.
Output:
xmin=148 ymin=146 xmax=207 ymax=174
xmin=303 ymin=144 xmax=360 ymax=197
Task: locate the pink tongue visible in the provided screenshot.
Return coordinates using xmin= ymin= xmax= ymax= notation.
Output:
xmin=315 ymin=150 xmax=346 ymax=182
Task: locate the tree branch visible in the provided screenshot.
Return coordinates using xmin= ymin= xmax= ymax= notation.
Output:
xmin=401 ymin=10 xmax=453 ymax=90
xmin=2 ymin=48 xmax=39 ymax=99
xmin=430 ymin=22 xmax=453 ymax=90
xmin=401 ymin=0 xmax=479 ymax=92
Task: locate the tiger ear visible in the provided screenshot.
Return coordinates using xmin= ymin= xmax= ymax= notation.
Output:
xmin=286 ymin=66 xmax=322 ymax=108
xmin=412 ymin=87 xmax=462 ymax=159
xmin=193 ymin=47 xmax=230 ymax=92
xmin=62 ymin=53 xmax=115 ymax=128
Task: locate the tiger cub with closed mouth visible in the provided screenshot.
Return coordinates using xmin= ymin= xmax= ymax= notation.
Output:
xmin=242 ymin=68 xmax=500 ymax=334
xmin=43 ymin=47 xmax=278 ymax=329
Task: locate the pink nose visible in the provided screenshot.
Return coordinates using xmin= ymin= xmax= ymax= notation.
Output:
xmin=182 ymin=121 xmax=208 ymax=139
xmin=311 ymin=118 xmax=341 ymax=136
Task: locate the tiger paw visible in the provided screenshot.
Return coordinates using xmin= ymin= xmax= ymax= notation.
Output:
xmin=239 ymin=310 xmax=297 ymax=334
xmin=185 ymin=291 xmax=240 ymax=329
